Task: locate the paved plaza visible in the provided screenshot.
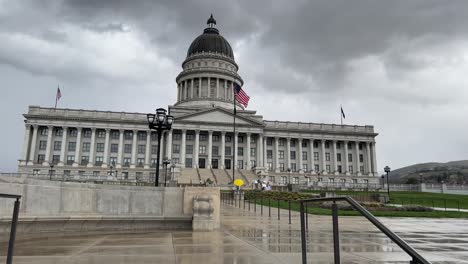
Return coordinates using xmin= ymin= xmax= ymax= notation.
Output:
xmin=2 ymin=203 xmax=468 ymax=263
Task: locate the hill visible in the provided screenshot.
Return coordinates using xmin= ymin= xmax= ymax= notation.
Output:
xmin=389 ymin=160 xmax=468 ymax=184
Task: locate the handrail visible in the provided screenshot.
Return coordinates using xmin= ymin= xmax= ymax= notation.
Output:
xmin=299 ymin=196 xmax=431 ymax=264
xmin=1 ymin=193 xmax=22 ymax=264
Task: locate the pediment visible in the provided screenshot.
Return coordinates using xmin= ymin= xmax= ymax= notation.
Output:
xmin=176 ymin=108 xmax=263 ymax=126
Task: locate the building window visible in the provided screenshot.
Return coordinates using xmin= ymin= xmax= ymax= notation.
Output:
xmin=138 ymin=132 xmax=146 ymax=141
xmin=212 ymin=146 xmax=219 ymax=155
xmin=52 ymin=155 xmax=60 ymax=164
xmin=138 ymin=145 xmax=145 ymax=154
xmin=348 ymin=142 xmax=352 ymax=150
xmin=348 ymin=154 xmax=353 ymax=162
xmin=55 ymin=128 xmax=63 ymax=136
xmin=348 ymin=166 xmax=353 ymax=173
xmin=314 ymin=164 xmax=320 ymax=172
xmin=124 ymin=144 xmax=132 ymax=153
xmin=151 ymin=145 xmax=158 ymax=154
xmin=352 ymin=179 xmax=357 ymax=184
xmin=238 ymin=160 xmax=243 ymax=169
xmin=302 ymin=164 xmax=308 ymax=172
xmin=291 ymin=163 xmax=296 ymax=172
xmin=68 ymin=142 xmax=76 ymax=151
xmin=250 ymin=160 xmax=256 ymax=168
xmin=359 ymin=154 xmax=364 ymax=163
xmin=313 ymin=141 xmax=319 ymax=148
xmin=186 ymin=134 xmax=194 ymax=141
xmin=95 ymin=156 xmax=103 ymax=166
xmin=124 ymin=131 xmax=133 ymax=140
xmin=69 ymin=129 xmax=77 ymax=137
xmin=122 ymin=172 xmax=129 ymax=179
xmin=123 ymin=158 xmax=131 ymax=167
xmin=279 ymin=163 xmax=285 ymax=171
xmin=325 ymin=142 xmax=330 ymax=148
xmin=238 ymin=147 xmax=243 ymax=156
xmin=314 ymin=152 xmax=319 ymax=161
xmin=225 ymin=136 xmax=231 ymax=142
xmin=269 ymin=176 xmax=275 ymax=183
xmin=33 ymin=169 xmax=40 ymax=175
xmin=40 ymin=127 xmax=48 ymax=136
xmin=267 ymin=138 xmax=273 ymax=145
xmin=82 ymin=142 xmax=90 ymax=152
xmin=37 ymin=154 xmax=45 ymax=163
xmin=66 ymin=155 xmax=74 ymax=165
xmin=64 ymin=170 xmax=71 ymax=176
xmin=111 ymin=131 xmax=119 ymax=139
xmin=53 ymin=141 xmax=61 ymax=151
xmin=251 ymin=137 xmax=256 ymax=144
xmin=279 ymin=139 xmax=285 ymax=146
xmin=96 ymin=143 xmax=104 ymax=152
xmin=318 ymin=177 xmax=323 ymax=182
xmin=291 ymin=151 xmax=296 ymax=160
xmin=250 ymin=148 xmax=256 ymax=157
xmin=199 ymin=145 xmax=206 ymax=154
xmin=326 ymin=165 xmax=331 ymax=173
xmin=93 ymin=171 xmax=100 ymax=177
xmin=279 ymin=151 xmax=284 ymax=159
xmin=172 ymin=158 xmax=179 ymax=165
xmin=267 ymin=150 xmax=273 ymax=159
xmin=151 ymin=158 xmax=157 ymax=167
xmin=268 ymin=162 xmax=273 ymax=171
xmin=97 ymin=130 xmax=106 ymax=138
xmin=39 ymin=141 xmax=47 ymax=150
xmin=200 ymin=134 xmax=207 ymax=141
xmin=293 ymin=177 xmax=299 ymax=184
xmin=338 ymin=165 xmax=342 ymax=173
xmin=173 ymin=144 xmax=180 ymax=154
xmin=302 ymin=151 xmax=307 ymax=161
xmin=111 ymin=144 xmax=118 ymax=153
xmin=151 ymin=132 xmax=158 ymax=141
xmin=359 ymin=143 xmax=363 ymax=150
xmin=137 ymin=158 xmax=145 ymax=167
xmin=238 ymin=136 xmax=244 ymax=143
xmin=325 ymin=152 xmax=330 ymax=161
xmin=173 ymin=133 xmax=181 ymax=140
xmin=337 ymin=142 xmax=341 ymax=149
xmin=186 ymin=145 xmax=193 ymax=154
xmin=281 ymin=176 xmax=287 ymax=184
xmin=110 ymin=157 xmax=117 ymax=166
xmin=81 ymin=156 xmax=89 ymax=165
xmin=290 ymin=140 xmax=296 ymax=147
xmin=337 ymin=153 xmax=342 ymax=162
xmin=83 ymin=129 xmax=91 ymax=138
xmin=225 ymin=146 xmax=231 ymax=155
xmin=213 ymin=135 xmax=219 ymax=142
xmin=360 ymin=166 xmax=364 ymax=173
xmin=185 ymin=158 xmax=192 ymax=168
xmin=302 ymin=141 xmax=307 ymax=147
xmin=329 ymin=178 xmax=334 ymax=183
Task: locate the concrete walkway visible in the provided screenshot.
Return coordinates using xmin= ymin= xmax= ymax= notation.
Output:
xmin=2 ymin=202 xmax=468 ymax=263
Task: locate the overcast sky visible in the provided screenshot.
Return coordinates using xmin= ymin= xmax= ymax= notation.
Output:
xmin=0 ymin=0 xmax=467 ymax=172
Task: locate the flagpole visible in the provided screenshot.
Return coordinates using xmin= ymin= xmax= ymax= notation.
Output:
xmin=232 ymin=82 xmax=236 ymax=184
xmin=340 ymin=105 xmax=343 ymax=125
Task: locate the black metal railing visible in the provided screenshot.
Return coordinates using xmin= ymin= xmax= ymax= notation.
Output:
xmin=1 ymin=193 xmax=21 ymax=264
xmin=298 ymin=196 xmax=431 ymax=264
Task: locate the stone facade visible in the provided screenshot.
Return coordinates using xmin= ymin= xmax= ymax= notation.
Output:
xmin=16 ymin=16 xmax=379 ymax=186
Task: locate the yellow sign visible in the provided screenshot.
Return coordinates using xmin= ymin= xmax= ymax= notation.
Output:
xmin=234 ymin=179 xmax=244 ymax=187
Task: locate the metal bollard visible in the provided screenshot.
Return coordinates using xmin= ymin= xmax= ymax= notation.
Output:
xmin=332 ymin=202 xmax=340 ymax=264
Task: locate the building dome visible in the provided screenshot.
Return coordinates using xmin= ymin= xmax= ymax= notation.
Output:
xmin=186 ymin=15 xmax=234 ymax=60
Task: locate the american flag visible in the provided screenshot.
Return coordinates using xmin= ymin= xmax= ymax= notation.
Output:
xmin=234 ymin=83 xmax=250 ymax=107
xmin=56 ymin=87 xmax=62 ymax=101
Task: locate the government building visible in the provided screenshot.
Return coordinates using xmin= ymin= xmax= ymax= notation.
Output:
xmin=17 ymin=15 xmax=379 ymax=187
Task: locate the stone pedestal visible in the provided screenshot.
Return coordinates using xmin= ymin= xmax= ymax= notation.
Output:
xmin=192 ymin=194 xmax=215 ymax=231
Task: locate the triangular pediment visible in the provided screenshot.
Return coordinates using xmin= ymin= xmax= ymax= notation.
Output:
xmin=176 ymin=107 xmax=264 ymax=126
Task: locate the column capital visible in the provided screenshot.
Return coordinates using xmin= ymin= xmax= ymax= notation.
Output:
xmin=105 ymin=128 xmax=111 ymax=132
xmin=221 ymin=131 xmax=226 ymax=136
xmin=90 ymin=127 xmax=96 ymax=132
xmin=47 ymin=125 xmax=53 ymax=129
xmin=181 ymin=129 xmax=187 ymax=133
xmin=246 ymin=132 xmax=251 ymax=136
xmin=194 ymin=129 xmax=200 ymax=134
xmin=208 ymin=130 xmax=213 ymax=135
xmin=119 ymin=128 xmax=125 ymax=132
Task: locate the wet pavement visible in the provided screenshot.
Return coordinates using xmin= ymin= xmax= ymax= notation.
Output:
xmin=1 ymin=202 xmax=468 ymax=263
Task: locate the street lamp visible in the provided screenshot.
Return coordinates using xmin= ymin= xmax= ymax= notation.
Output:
xmin=381 ymin=175 xmax=385 ymax=189
xmin=108 ymin=165 xmax=114 ymax=177
xmin=287 ymin=168 xmax=292 ymax=191
xmin=49 ymin=163 xmax=54 ymax=180
xmin=384 ymin=166 xmax=391 ymax=196
xmin=163 ymin=159 xmax=171 ymax=187
xmin=147 ymin=108 xmax=174 ymax=187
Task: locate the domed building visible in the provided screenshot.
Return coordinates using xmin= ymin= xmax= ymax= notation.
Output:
xmin=17 ymin=15 xmax=379 ymax=188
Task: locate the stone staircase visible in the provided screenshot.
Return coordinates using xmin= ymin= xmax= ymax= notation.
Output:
xmin=195 ymin=168 xmax=202 ymax=183
xmin=237 ymin=170 xmax=249 ymax=184
xmin=178 ymin=168 xmax=196 ymax=185
xmin=198 ymin=168 xmax=215 ymax=184
xmin=241 ymin=169 xmax=258 ymax=184
xmin=211 ymin=169 xmax=231 ymax=185
xmin=209 ymin=168 xmax=219 ymax=185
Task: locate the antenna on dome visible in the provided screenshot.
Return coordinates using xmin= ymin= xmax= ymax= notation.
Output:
xmin=207 ymin=14 xmax=217 ymax=28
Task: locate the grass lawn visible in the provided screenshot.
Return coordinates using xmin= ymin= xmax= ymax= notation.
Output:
xmin=301 ymin=190 xmax=468 ymax=210
xmin=246 ymin=198 xmax=468 ymax=218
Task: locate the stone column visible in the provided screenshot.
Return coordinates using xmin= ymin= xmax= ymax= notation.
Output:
xmin=180 ymin=130 xmax=186 ymax=167
xmin=344 ymin=141 xmax=350 ymax=175
xmin=184 ymin=80 xmax=187 ymax=100
xmin=177 ymin=83 xmax=180 ymax=101
xmin=198 ymin=78 xmax=202 ymax=97
xmin=216 ymin=78 xmax=220 ymax=98
xmin=58 ymin=127 xmax=68 ymax=166
xmin=263 ymin=136 xmax=267 ymax=169
xmin=258 ymin=134 xmax=263 ymax=168
xmin=224 ymin=80 xmax=227 ymax=99
xmin=309 ymin=139 xmax=314 ymax=173
xmin=72 ymin=128 xmax=82 ymax=167
xmin=116 ymin=129 xmax=124 ymax=168
xmin=28 ymin=125 xmax=38 ymax=165
xmin=207 ymin=77 xmax=211 ymax=97
xmin=194 ymin=130 xmax=200 ymax=168
xmin=366 ymin=142 xmax=372 ymax=176
xmin=286 ymin=137 xmax=291 ymax=171
xmin=333 ymin=140 xmax=338 ymax=175
xmin=221 ymin=132 xmax=226 ymax=169
xmin=87 ymin=128 xmax=96 ymax=167
xmin=191 ymin=79 xmax=194 ymax=98
xmin=298 ymin=138 xmax=303 ymax=173
xmin=274 ymin=137 xmax=280 ymax=173
xmin=246 ymin=133 xmax=251 ymax=169
xmin=102 ymin=128 xmax=110 ymax=168
xmin=320 ymin=140 xmax=326 ymax=175
xmin=166 ymin=130 xmax=172 ymax=160
xmin=233 ymin=132 xmax=239 ymax=169
xmin=208 ymin=131 xmax=213 ymax=168
xmin=355 ymin=141 xmax=361 ymax=176
xmin=371 ymin=142 xmax=378 ymax=176
xmin=20 ymin=124 xmax=31 ymax=165
xmin=43 ymin=125 xmax=53 ymax=165
xmin=144 ymin=130 xmax=151 ymax=169
xmin=130 ymin=130 xmax=137 ymax=168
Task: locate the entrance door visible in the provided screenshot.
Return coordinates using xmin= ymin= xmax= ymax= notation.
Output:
xmin=224 ymin=159 xmax=231 ymax=170
xmin=199 ymin=158 xmax=206 ymax=169
xmin=212 ymin=159 xmax=218 ymax=169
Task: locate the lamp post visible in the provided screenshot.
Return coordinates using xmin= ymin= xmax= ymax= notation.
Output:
xmin=419 ymin=173 xmax=423 ymax=184
xmin=384 ymin=166 xmax=391 ymax=196
xmin=287 ymin=168 xmax=292 ymax=192
xmin=163 ymin=159 xmax=171 ymax=187
xmin=147 ymin=108 xmax=174 ymax=187
xmin=381 ymin=175 xmax=385 ymax=189
xmin=49 ymin=163 xmax=54 ymax=180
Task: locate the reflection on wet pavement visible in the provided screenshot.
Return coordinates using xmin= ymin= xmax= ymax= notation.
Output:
xmin=1 ymin=203 xmax=468 ymax=263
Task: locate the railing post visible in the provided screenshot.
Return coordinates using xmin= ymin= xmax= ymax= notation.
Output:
xmin=300 ymin=202 xmax=307 ymax=264
xmin=6 ymin=198 xmax=20 ymax=264
xmin=248 ymin=197 xmax=251 ymax=211
xmin=305 ymin=203 xmax=309 ymax=230
xmin=254 ymin=195 xmax=257 ymax=212
xmin=332 ymin=202 xmax=340 ymax=264
xmin=243 ymin=196 xmax=246 ymax=210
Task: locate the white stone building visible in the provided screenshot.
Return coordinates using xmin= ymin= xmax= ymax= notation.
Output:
xmin=17 ymin=15 xmax=379 ymax=186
